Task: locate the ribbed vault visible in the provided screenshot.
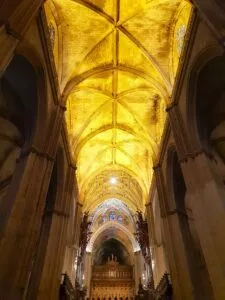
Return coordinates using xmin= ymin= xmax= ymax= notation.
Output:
xmin=45 ymin=0 xmax=192 ymax=211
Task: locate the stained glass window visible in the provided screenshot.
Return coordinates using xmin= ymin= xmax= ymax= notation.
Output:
xmin=109 ymin=212 xmax=116 ymax=221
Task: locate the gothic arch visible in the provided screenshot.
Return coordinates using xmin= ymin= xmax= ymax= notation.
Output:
xmin=87 ymin=221 xmax=140 ymax=253
xmin=0 ymin=51 xmax=47 ymax=211
xmin=15 ymin=43 xmax=48 ymax=147
xmin=187 ymin=44 xmax=224 ymax=152
xmin=93 ymin=237 xmax=133 ymax=266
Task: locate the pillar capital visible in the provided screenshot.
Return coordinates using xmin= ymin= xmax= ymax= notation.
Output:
xmin=152 ymin=163 xmax=161 ymax=172
xmin=165 ymin=101 xmax=177 ymax=112
xmin=69 ymin=163 xmax=77 ymax=171
xmin=179 ymin=147 xmax=216 ymax=164
xmin=165 ymin=105 xmax=190 ymax=159
xmin=18 ymin=145 xmax=55 ymax=162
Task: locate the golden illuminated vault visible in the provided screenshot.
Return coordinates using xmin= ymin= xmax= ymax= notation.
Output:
xmin=45 ymin=0 xmax=192 ymax=211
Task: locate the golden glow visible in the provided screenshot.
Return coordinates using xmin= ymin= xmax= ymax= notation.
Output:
xmin=45 ymin=0 xmax=192 ymax=211
xmin=110 ymin=177 xmax=117 ymax=185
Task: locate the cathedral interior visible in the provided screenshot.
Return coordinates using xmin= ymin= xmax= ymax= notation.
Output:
xmin=0 ymin=0 xmax=225 ymax=299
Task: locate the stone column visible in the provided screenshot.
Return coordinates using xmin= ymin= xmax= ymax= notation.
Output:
xmin=0 ymin=106 xmax=64 ymax=298
xmin=0 ymin=150 xmax=54 ymax=299
xmin=134 ymin=251 xmax=142 ymax=294
xmin=76 ymin=256 xmax=84 ymax=287
xmin=61 ymin=175 xmax=79 ymax=285
xmin=167 ymin=103 xmax=222 ymax=298
xmin=145 ymin=202 xmax=155 ymax=289
xmin=26 ymin=163 xmax=76 ymax=300
xmin=62 ymin=191 xmax=77 ymax=283
xmin=154 ymin=165 xmax=194 ymax=300
xmin=74 ymin=202 xmax=83 ymax=249
xmin=73 ymin=203 xmax=83 ymax=289
xmin=181 ymin=152 xmax=225 ymax=299
xmin=145 ymin=199 xmax=156 ymax=255
xmin=146 ymin=189 xmax=170 ymax=287
xmin=84 ymin=252 xmax=92 ymax=297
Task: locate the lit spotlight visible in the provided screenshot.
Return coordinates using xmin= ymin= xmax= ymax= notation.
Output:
xmin=110 ymin=177 xmax=117 ymax=185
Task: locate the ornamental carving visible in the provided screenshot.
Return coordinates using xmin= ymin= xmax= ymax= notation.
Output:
xmin=135 ymin=210 xmax=149 ymax=258
xmin=84 ymin=170 xmax=143 ymax=204
xmin=79 ymin=211 xmax=92 ymax=257
xmin=48 ymin=22 xmax=55 ymax=49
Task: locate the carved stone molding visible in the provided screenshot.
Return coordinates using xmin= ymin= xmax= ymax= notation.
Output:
xmin=145 ymin=201 xmax=157 ymax=247
xmin=179 ymin=147 xmax=216 ymax=164
xmin=37 ymin=6 xmax=61 ymax=105
xmin=153 ymin=166 xmax=168 ymax=218
xmin=19 ymin=145 xmax=55 ymax=161
xmin=166 ymin=105 xmax=190 ymax=161
xmin=79 ymin=212 xmax=92 ymax=257
xmin=61 ymin=122 xmax=76 ymax=169
xmin=5 ymin=22 xmax=21 ymax=40
xmin=46 ymin=208 xmax=70 ymax=219
xmin=170 ymin=9 xmax=199 ymax=106
xmin=154 ymin=118 xmax=170 ymax=167
xmin=135 ymin=210 xmax=149 ymax=258
xmin=192 ymin=0 xmax=225 ymax=46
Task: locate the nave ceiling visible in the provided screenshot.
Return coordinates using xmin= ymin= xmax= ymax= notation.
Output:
xmin=45 ymin=0 xmax=192 ymax=212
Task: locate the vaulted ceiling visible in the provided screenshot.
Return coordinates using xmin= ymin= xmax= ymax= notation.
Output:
xmin=45 ymin=0 xmax=192 ymax=212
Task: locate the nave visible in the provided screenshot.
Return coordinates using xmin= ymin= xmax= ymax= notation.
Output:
xmin=0 ymin=0 xmax=225 ymax=299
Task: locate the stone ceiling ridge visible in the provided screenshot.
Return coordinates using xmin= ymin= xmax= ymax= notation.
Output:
xmin=45 ymin=0 xmax=192 ymax=210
